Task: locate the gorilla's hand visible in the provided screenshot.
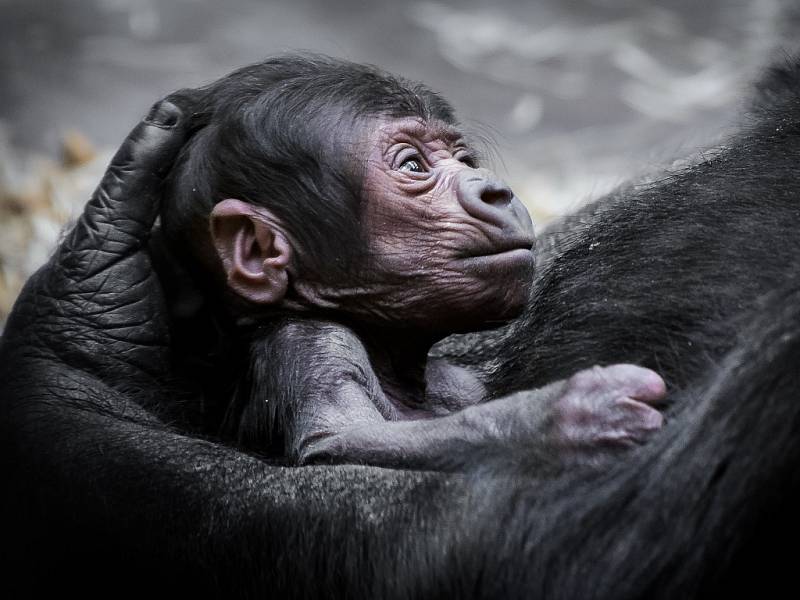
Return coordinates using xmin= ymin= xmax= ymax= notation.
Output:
xmin=2 ymin=100 xmax=188 ymax=391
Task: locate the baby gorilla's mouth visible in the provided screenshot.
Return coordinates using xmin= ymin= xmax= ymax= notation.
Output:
xmin=462 ymin=235 xmax=535 ymax=259
xmin=490 ymin=239 xmax=535 ymax=256
xmin=456 ymin=243 xmax=535 ymax=277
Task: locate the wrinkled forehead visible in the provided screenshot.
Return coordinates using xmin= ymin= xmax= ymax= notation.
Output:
xmin=370 ymin=117 xmax=465 ymax=144
xmin=317 ymin=115 xmax=469 ymax=182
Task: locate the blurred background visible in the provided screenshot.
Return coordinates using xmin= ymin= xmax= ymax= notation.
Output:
xmin=1 ymin=0 xmax=798 ymax=324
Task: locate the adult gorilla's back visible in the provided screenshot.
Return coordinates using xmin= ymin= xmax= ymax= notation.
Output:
xmin=3 ymin=59 xmax=800 ymax=598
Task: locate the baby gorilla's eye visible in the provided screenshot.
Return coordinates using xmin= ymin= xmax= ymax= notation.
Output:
xmin=455 ymin=150 xmax=478 ymax=168
xmin=398 ymin=157 xmax=426 ymax=173
xmin=459 ymin=155 xmax=478 ymax=169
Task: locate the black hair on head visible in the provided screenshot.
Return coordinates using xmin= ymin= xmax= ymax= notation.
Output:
xmin=161 ymin=53 xmax=458 ymax=296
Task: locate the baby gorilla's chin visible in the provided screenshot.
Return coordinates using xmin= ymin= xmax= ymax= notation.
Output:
xmin=474 ymin=286 xmax=531 ymax=328
xmin=432 ymin=277 xmax=534 ymax=334
xmin=419 ymin=252 xmax=534 ymax=332
xmin=466 ymin=249 xmax=534 ymax=314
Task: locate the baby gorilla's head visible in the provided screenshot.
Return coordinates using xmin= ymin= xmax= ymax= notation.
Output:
xmin=162 ymin=54 xmax=534 ymax=333
xmin=162 ymin=54 xmax=456 ymax=285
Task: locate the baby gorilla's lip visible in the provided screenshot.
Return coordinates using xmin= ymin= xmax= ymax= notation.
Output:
xmin=491 ymin=238 xmax=535 ymax=256
xmin=456 ymin=245 xmax=535 ymax=275
xmin=463 ymin=236 xmax=535 ymax=259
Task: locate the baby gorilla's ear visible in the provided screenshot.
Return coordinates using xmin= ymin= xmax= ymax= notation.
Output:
xmin=210 ymin=199 xmax=292 ymax=305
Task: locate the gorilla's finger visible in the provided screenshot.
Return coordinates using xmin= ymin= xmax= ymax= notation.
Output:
xmin=64 ymin=99 xmax=188 ymax=270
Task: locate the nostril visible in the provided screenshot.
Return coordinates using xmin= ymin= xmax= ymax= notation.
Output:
xmin=481 ymin=184 xmax=513 ymax=206
xmin=457 ymin=174 xmax=523 ymax=227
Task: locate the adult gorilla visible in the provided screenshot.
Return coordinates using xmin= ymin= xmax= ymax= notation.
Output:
xmin=3 ymin=60 xmax=800 ymax=597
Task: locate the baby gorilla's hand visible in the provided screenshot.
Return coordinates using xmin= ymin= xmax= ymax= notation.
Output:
xmin=546 ymin=364 xmax=666 ymax=461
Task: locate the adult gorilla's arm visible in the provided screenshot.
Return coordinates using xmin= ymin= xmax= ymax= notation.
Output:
xmin=0 ymin=101 xmax=460 ymax=596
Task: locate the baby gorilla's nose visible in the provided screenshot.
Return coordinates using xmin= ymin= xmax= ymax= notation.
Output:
xmin=457 ymin=170 xmax=534 ymax=241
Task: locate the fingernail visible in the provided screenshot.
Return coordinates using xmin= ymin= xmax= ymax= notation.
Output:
xmin=145 ymin=101 xmax=180 ymax=128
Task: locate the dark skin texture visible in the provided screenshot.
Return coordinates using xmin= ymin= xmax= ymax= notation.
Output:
xmin=212 ymin=116 xmax=666 ymax=468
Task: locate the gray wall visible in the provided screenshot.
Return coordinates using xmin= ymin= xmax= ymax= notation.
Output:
xmin=2 ymin=0 xmax=796 ymax=213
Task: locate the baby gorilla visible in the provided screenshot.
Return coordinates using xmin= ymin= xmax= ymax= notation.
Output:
xmin=162 ymin=55 xmax=666 ymax=471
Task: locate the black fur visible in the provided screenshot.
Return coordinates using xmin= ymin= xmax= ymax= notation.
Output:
xmin=4 ymin=56 xmax=800 ymax=597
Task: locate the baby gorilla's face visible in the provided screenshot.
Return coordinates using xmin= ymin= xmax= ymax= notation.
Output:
xmin=345 ymin=117 xmax=536 ymax=333
xmin=209 ymin=116 xmax=535 ymax=334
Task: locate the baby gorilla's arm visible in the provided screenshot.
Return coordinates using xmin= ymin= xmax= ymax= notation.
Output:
xmin=242 ymin=319 xmax=666 ymax=471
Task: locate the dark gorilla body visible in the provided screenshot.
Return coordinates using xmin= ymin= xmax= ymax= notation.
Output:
xmin=2 ymin=55 xmax=800 ymax=597
xmin=160 ymin=57 xmax=666 ymax=470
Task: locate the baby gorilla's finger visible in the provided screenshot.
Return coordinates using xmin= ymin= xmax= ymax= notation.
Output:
xmin=588 ymin=364 xmax=667 ymax=404
xmin=617 ymin=398 xmax=664 ymax=440
xmin=64 ymin=99 xmax=188 ymax=272
xmin=590 ymin=399 xmax=665 ymax=449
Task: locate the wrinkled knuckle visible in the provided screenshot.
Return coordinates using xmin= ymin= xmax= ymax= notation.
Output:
xmin=100 ymin=167 xmax=127 ymax=198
